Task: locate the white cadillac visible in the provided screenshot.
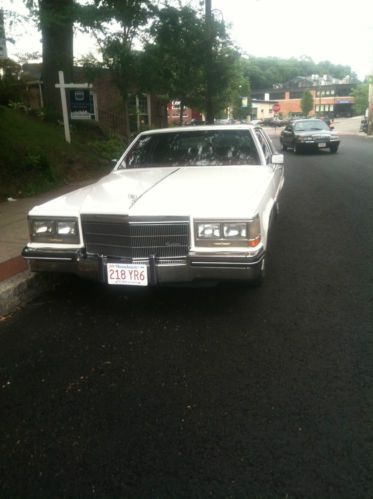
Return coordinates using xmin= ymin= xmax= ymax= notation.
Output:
xmin=22 ymin=125 xmax=284 ymax=287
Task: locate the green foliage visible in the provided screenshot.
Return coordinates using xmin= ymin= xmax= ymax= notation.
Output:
xmin=301 ymin=90 xmax=314 ymax=117
xmin=0 ymin=60 xmax=26 ymax=105
xmin=141 ymin=5 xmax=241 ymax=119
xmin=0 ymin=106 xmax=123 ymax=200
xmin=229 ymin=59 xmax=251 ymax=121
xmin=352 ymin=84 xmax=369 ymax=115
xmin=241 ymin=55 xmax=358 ymax=90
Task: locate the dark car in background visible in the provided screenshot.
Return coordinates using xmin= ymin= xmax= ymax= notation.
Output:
xmin=280 ymin=118 xmax=340 ymax=154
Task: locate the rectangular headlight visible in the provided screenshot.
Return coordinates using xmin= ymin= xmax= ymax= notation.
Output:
xmin=223 ymin=223 xmax=247 ymax=238
xmin=195 ymin=218 xmax=261 ymax=247
xmin=29 ymin=217 xmax=79 ymax=244
xmin=197 ymin=223 xmax=221 ymax=239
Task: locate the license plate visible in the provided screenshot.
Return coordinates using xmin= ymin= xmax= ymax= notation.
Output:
xmin=318 ymin=142 xmax=326 ymax=148
xmin=107 ymin=263 xmax=148 ymax=286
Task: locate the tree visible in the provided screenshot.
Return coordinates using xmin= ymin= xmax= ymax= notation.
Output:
xmin=301 ymin=90 xmax=314 ymax=116
xmin=79 ymin=0 xmax=156 ymax=134
xmin=23 ymin=0 xmax=155 ymax=116
xmin=25 ymin=0 xmax=74 ymax=115
xmin=352 ymin=83 xmax=369 ymax=115
xmin=141 ymin=5 xmax=206 ymax=123
xmin=229 ymin=59 xmax=252 ymax=121
xmin=239 ymin=55 xmax=358 ymax=90
xmin=0 ymin=59 xmax=25 ymax=105
xmin=143 ymin=5 xmax=240 ymax=123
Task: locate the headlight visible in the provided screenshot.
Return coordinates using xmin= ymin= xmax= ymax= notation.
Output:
xmin=223 ymin=223 xmax=247 ymax=238
xmin=197 ymin=223 xmax=221 ymax=238
xmin=195 ymin=217 xmax=261 ymax=247
xmin=29 ymin=217 xmax=79 ymax=244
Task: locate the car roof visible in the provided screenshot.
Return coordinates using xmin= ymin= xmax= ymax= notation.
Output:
xmin=139 ymin=125 xmax=256 ymax=136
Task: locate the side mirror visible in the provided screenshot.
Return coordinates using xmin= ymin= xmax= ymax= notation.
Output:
xmin=111 ymin=158 xmax=118 ymax=168
xmin=271 ymin=153 xmax=284 ymax=165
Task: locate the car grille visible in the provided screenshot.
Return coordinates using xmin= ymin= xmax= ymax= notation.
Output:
xmin=81 ymin=215 xmax=190 ymax=260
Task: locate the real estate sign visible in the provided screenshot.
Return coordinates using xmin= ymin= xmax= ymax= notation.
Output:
xmin=69 ymin=90 xmax=95 ymax=120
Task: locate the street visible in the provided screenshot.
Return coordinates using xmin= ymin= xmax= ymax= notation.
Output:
xmin=0 ymin=134 xmax=372 ymax=498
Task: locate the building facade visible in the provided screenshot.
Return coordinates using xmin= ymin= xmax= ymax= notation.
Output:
xmin=251 ymin=75 xmax=357 ymax=118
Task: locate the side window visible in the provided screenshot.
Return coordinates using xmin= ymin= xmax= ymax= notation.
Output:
xmin=255 ymin=129 xmax=272 ymax=164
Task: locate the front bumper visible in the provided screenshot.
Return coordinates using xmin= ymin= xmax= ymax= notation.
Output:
xmin=22 ymin=246 xmax=265 ymax=285
xmin=296 ymin=138 xmax=340 ymax=148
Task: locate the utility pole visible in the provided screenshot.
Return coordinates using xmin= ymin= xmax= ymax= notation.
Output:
xmin=368 ymin=82 xmax=373 ymax=136
xmin=205 ymin=0 xmax=214 ymax=124
xmin=0 ymin=9 xmax=8 ymax=60
xmin=368 ymin=61 xmax=373 ymax=136
xmin=368 ymin=42 xmax=373 ymax=136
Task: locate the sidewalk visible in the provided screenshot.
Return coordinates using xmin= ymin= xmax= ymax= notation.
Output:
xmin=0 ymin=181 xmax=95 ymax=316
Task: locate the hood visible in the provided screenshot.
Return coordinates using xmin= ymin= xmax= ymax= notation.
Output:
xmin=30 ymin=165 xmax=273 ymax=219
xmin=295 ymin=129 xmax=336 ymax=137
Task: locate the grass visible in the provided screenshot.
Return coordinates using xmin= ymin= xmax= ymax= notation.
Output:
xmin=0 ymin=106 xmax=126 ymax=201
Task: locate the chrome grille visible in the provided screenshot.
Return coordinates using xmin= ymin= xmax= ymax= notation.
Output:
xmin=81 ymin=215 xmax=190 ymax=259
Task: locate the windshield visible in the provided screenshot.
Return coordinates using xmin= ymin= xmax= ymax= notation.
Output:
xmin=293 ymin=120 xmax=329 ymax=132
xmin=119 ymin=129 xmax=260 ymax=168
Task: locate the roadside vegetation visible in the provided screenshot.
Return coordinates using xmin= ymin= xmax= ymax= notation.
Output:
xmin=0 ymin=105 xmax=126 ymax=202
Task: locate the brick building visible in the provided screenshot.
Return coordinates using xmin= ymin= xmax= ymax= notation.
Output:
xmin=20 ymin=64 xmax=168 ymax=137
xmin=251 ymin=75 xmax=357 ymax=118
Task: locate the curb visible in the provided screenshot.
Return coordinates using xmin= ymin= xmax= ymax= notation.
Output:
xmin=0 ymin=256 xmax=28 ymax=281
xmin=0 ymin=270 xmax=57 ymax=317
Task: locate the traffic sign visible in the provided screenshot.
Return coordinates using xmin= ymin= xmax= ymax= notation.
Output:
xmin=272 ymin=103 xmax=281 ymax=113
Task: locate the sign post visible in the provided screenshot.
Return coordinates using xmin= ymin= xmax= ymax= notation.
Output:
xmin=55 ymin=71 xmax=94 ymax=143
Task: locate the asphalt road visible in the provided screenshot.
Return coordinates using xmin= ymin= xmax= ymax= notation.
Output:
xmin=1 ymin=135 xmax=373 ymax=499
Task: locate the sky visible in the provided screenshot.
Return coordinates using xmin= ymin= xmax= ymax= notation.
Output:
xmin=2 ymin=0 xmax=373 ymax=80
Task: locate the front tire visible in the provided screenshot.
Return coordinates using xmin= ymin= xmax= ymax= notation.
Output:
xmin=330 ymin=144 xmax=339 ymax=153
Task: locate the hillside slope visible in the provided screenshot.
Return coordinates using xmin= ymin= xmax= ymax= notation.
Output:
xmin=0 ymin=106 xmax=125 ymax=201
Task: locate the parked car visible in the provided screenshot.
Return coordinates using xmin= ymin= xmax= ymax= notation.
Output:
xmin=250 ymin=119 xmax=264 ymax=126
xmin=280 ymin=118 xmax=340 ymax=153
xmin=22 ymin=125 xmax=285 ymax=287
xmin=263 ymin=117 xmax=287 ymax=127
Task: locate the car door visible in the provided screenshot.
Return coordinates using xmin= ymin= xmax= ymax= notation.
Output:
xmin=255 ymin=128 xmax=284 ymax=199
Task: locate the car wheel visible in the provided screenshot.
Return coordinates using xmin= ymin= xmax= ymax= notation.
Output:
xmin=330 ymin=144 xmax=339 ymax=153
xmin=294 ymin=144 xmax=302 ymax=154
xmin=282 ymin=143 xmax=288 ymax=151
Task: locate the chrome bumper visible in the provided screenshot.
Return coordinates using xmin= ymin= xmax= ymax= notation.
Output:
xmin=22 ymin=247 xmax=265 ymax=285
